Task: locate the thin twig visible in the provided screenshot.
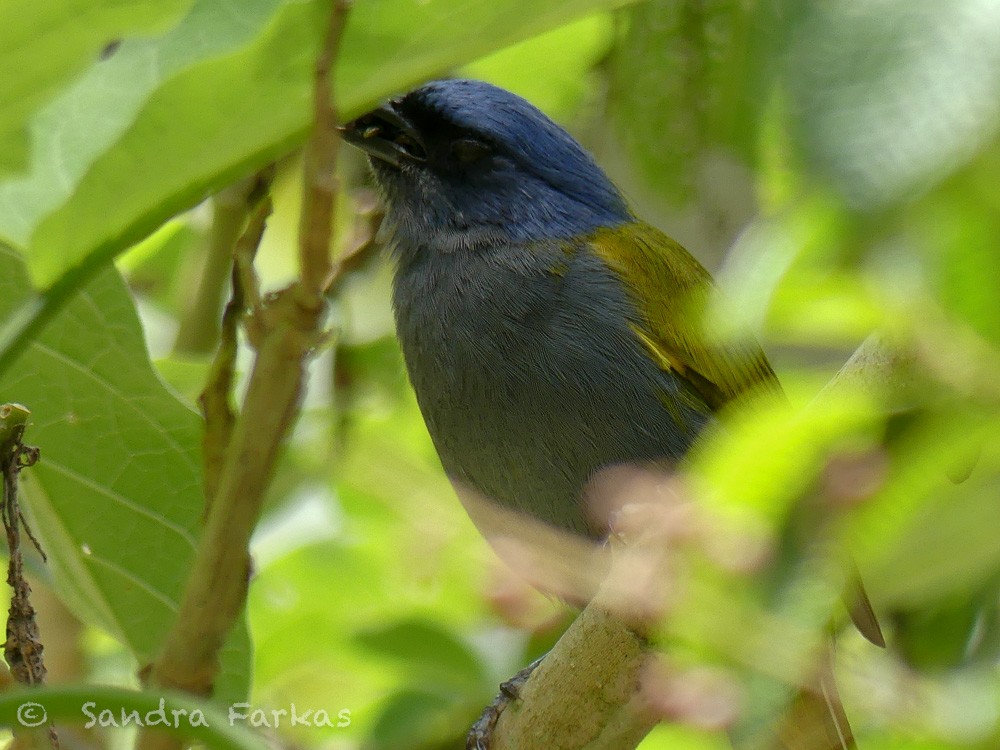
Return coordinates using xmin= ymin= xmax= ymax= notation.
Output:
xmin=174 ymin=178 xmax=260 ymax=355
xmin=298 ymin=0 xmax=352 ymax=301
xmin=199 ymin=193 xmax=273 ymax=509
xmin=0 ymin=406 xmax=57 ymax=748
xmin=141 ymin=3 xmax=351 ymax=748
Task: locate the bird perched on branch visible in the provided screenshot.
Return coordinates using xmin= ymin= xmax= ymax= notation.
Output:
xmin=342 ymin=78 xmax=875 ymax=750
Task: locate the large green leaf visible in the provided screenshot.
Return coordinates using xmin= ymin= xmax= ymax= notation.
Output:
xmin=0 ymin=0 xmax=193 ymax=174
xmin=0 ymin=0 xmax=635 ymax=292
xmin=461 ymin=12 xmax=615 ymax=121
xmin=0 ymin=246 xmax=250 ymax=703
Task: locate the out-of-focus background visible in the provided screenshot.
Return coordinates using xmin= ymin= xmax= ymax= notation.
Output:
xmin=2 ymin=1 xmax=1000 ymax=748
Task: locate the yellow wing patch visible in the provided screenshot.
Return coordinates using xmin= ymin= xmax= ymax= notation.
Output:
xmin=589 ymin=222 xmax=779 ymax=411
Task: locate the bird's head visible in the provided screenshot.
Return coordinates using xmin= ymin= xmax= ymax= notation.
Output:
xmin=342 ymin=79 xmax=631 ymax=252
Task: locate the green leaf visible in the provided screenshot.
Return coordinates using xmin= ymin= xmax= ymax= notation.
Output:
xmin=0 ymin=0 xmax=636 ymax=292
xmin=0 ymin=0 xmax=318 ymax=281
xmin=0 ymin=246 xmax=250 ymax=703
xmin=638 ymin=725 xmax=728 ymax=750
xmin=461 ymin=12 xmax=615 ymax=121
xmin=785 ymin=0 xmax=1000 ymax=209
xmin=366 ymin=689 xmax=458 ymax=750
xmin=711 ymin=195 xmax=886 ymax=344
xmin=0 ymin=0 xmax=193 ymax=174
xmin=247 ymin=390 xmax=494 ymax=737
xmin=849 ymin=408 xmax=1000 ymax=608
xmin=893 ymin=599 xmax=987 ymax=671
xmin=909 ymin=146 xmax=1000 ymax=347
xmin=354 ymin=618 xmax=486 ymax=692
xmin=853 ymin=737 xmax=992 ymax=750
xmin=688 ymin=386 xmax=882 ymax=530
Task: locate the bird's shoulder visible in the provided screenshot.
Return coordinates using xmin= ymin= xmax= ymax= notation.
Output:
xmin=586 ymin=221 xmax=780 ymax=410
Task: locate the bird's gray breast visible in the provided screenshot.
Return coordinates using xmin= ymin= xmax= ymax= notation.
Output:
xmin=391 ymin=239 xmax=709 ymax=537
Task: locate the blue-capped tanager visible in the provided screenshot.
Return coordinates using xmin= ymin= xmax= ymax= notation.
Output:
xmin=343 ymin=78 xmax=778 ymax=534
xmin=342 ymin=79 xmax=875 ymax=749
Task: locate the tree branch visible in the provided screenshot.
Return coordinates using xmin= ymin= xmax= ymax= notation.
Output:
xmin=298 ymin=0 xmax=350 ymax=302
xmin=491 ymin=597 xmax=655 ymax=750
xmin=199 ymin=191 xmax=273 ymax=512
xmin=140 ymin=2 xmax=351 ymax=748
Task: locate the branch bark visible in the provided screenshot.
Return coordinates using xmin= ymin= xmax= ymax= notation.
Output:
xmin=199 ymin=192 xmax=272 ymax=511
xmin=491 ymin=596 xmax=655 ymax=750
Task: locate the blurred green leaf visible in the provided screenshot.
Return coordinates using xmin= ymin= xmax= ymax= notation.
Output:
xmin=0 ymin=245 xmax=250 ymax=703
xmin=786 ymin=0 xmax=1000 ymax=209
xmin=367 ymin=688 xmax=462 ymax=750
xmin=849 ymin=409 xmax=1000 ymax=606
xmin=893 ymin=598 xmax=987 ymax=671
xmin=856 ymin=735 xmax=996 ymax=750
xmin=0 ymin=0 xmax=193 ymax=173
xmin=118 ymin=216 xmax=206 ymax=316
xmin=689 ymin=386 xmax=882 ymax=529
xmin=355 ymin=618 xmax=487 ymax=692
xmin=638 ymin=724 xmax=729 ymax=750
xmin=248 ymin=387 xmax=495 ymax=741
xmin=335 ymin=337 xmax=410 ymax=417
xmin=909 ymin=145 xmax=1000 ymax=347
xmin=918 ymin=668 xmax=1000 ymax=745
xmin=152 ymin=356 xmax=213 ymax=407
xmin=713 ymin=194 xmax=886 ymax=344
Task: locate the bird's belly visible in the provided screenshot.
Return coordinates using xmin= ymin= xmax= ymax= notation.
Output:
xmin=393 ymin=241 xmax=710 ymax=538
xmin=411 ymin=331 xmax=707 ymax=538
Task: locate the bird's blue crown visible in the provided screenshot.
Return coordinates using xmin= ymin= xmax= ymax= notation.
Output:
xmin=355 ymin=79 xmax=632 ymax=251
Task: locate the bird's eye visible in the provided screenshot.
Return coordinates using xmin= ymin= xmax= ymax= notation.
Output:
xmin=451 ymin=138 xmax=492 ymax=165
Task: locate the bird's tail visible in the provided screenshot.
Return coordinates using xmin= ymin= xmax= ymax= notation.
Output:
xmin=846 ymin=560 xmax=886 ymax=648
xmin=774 ymin=647 xmax=855 ymax=750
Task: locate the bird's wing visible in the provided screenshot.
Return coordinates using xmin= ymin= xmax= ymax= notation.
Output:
xmin=592 ymin=223 xmax=886 ymax=651
xmin=589 ymin=222 xmax=779 ymax=411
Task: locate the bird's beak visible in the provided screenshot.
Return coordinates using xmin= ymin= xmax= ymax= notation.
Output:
xmin=340 ymin=99 xmax=428 ymax=168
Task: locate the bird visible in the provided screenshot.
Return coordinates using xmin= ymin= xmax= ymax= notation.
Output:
xmin=341 ymin=78 xmax=875 ymax=749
